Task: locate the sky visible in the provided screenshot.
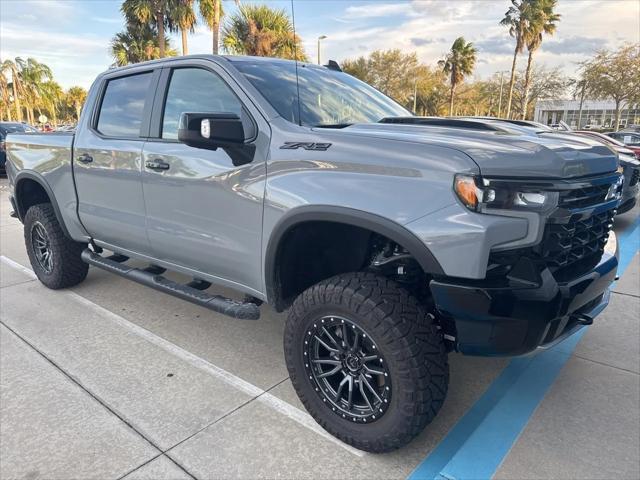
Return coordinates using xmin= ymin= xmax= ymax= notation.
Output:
xmin=1 ymin=0 xmax=638 ymax=90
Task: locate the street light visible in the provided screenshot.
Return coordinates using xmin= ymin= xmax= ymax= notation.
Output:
xmin=317 ymin=35 xmax=327 ymax=65
xmin=497 ymin=71 xmax=508 ymax=118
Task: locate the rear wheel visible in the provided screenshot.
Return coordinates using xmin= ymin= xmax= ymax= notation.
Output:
xmin=284 ymin=272 xmax=449 ymax=453
xmin=24 ymin=203 xmax=88 ymax=289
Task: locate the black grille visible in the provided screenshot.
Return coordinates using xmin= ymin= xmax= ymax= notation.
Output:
xmin=557 ymin=184 xmax=610 ymax=209
xmin=539 ymin=209 xmax=614 ymax=274
xmin=630 ymin=168 xmax=640 ymax=187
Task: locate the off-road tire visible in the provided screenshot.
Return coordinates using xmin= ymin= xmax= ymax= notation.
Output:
xmin=284 ymin=271 xmax=449 ymax=453
xmin=24 ymin=203 xmax=88 ymax=289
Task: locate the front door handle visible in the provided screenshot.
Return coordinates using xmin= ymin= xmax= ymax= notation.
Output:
xmin=77 ymin=153 xmax=93 ymax=164
xmin=145 ymin=159 xmax=170 ymax=171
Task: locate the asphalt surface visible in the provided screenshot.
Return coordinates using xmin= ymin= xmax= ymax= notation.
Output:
xmin=0 ymin=176 xmax=638 ymax=480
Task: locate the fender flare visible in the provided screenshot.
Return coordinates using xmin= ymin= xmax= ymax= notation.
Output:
xmin=14 ymin=170 xmax=72 ymax=239
xmin=264 ymin=205 xmax=444 ymax=309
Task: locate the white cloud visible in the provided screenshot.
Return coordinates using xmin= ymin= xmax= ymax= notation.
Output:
xmin=0 ymin=23 xmax=111 ymax=89
xmin=315 ymin=0 xmax=637 ymax=80
xmin=90 ymin=16 xmax=123 ymax=24
xmin=343 ymin=3 xmax=411 ymax=18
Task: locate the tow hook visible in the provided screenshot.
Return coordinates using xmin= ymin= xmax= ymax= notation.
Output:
xmin=572 ymin=312 xmax=594 ymax=326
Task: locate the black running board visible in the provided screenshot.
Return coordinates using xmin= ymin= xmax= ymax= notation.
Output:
xmin=81 ymin=249 xmax=260 ymax=320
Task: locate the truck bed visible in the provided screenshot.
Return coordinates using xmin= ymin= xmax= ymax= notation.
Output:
xmin=6 ymin=131 xmax=84 ymax=241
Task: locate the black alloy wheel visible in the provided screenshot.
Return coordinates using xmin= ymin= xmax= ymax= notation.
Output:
xmin=303 ymin=315 xmax=391 ymax=423
xmin=31 ymin=221 xmax=54 ymax=273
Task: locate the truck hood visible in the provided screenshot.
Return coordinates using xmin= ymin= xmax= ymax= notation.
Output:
xmin=333 ymin=123 xmax=618 ymax=179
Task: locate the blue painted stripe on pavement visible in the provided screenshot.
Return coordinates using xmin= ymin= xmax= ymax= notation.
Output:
xmin=409 ymin=211 xmax=639 ymax=480
xmin=616 ymin=214 xmax=640 ymax=277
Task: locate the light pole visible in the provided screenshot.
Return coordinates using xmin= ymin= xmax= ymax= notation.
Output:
xmin=317 ymin=35 xmax=327 ymax=65
xmin=497 ymin=71 xmax=506 ymax=118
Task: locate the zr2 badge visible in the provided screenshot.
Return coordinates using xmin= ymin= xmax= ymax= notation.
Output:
xmin=280 ymin=142 xmax=332 ymax=151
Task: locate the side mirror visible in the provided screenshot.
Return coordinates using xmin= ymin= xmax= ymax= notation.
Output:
xmin=178 ymin=112 xmax=245 ymax=150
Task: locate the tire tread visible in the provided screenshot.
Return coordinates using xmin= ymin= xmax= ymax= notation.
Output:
xmin=284 ymin=271 xmax=449 ymax=453
xmin=24 ymin=203 xmax=88 ymax=289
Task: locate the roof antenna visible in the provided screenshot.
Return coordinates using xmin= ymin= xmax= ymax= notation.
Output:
xmin=290 ymin=0 xmax=302 ymax=126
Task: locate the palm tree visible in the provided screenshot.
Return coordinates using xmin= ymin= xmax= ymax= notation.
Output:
xmin=122 ymin=0 xmax=177 ymax=58
xmin=521 ymin=0 xmax=560 ymax=119
xmin=0 ymin=69 xmax=11 ymax=121
xmin=438 ymin=37 xmax=477 ymax=116
xmin=66 ymin=86 xmax=87 ymax=122
xmin=111 ymin=22 xmax=177 ymax=66
xmin=19 ymin=58 xmax=53 ymax=125
xmin=199 ymin=0 xmax=222 ymax=55
xmin=500 ymin=0 xmax=530 ymax=119
xmin=174 ymin=0 xmax=196 ymax=55
xmin=222 ymin=4 xmax=307 ymax=60
xmin=1 ymin=59 xmax=24 ymax=121
xmin=40 ymin=81 xmax=63 ymax=126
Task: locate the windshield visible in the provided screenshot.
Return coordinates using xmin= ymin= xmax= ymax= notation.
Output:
xmin=233 ymin=60 xmax=410 ymax=127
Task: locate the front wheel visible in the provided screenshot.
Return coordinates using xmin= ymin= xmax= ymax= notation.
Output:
xmin=24 ymin=203 xmax=88 ymax=289
xmin=284 ymin=272 xmax=449 ymax=453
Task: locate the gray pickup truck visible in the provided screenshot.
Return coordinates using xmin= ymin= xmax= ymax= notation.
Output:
xmin=6 ymin=55 xmax=622 ymax=453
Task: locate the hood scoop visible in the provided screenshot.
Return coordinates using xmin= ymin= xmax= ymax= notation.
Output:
xmin=379 ymin=117 xmax=505 ymax=132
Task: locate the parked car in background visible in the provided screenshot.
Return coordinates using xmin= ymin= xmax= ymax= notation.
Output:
xmin=575 ymin=130 xmax=640 ymax=160
xmin=549 ymin=121 xmax=572 ymax=131
xmin=608 ymin=129 xmax=640 ymax=148
xmin=0 ymin=122 xmax=37 ymax=173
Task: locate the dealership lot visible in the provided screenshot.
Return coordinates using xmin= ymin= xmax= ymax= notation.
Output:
xmin=0 ymin=177 xmax=638 ymax=479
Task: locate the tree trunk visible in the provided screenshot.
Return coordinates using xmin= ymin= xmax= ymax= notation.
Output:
xmin=157 ymin=9 xmax=165 ymax=57
xmin=212 ymin=0 xmax=220 ymax=54
xmin=521 ymin=49 xmax=535 ymax=120
xmin=11 ymin=80 xmax=21 ymax=122
xmin=75 ymin=104 xmax=81 ymax=122
xmin=181 ymin=28 xmax=188 ymax=55
xmin=614 ymin=99 xmax=622 ymax=131
xmin=577 ymin=81 xmax=586 ymax=128
xmin=449 ymin=84 xmax=455 ymax=116
xmin=505 ymin=46 xmax=518 ymax=119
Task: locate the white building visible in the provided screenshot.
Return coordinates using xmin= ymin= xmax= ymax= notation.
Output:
xmin=533 ymin=99 xmax=640 ymax=130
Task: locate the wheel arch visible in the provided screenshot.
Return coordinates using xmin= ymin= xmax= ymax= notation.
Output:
xmin=14 ymin=171 xmax=72 ymax=239
xmin=264 ymin=206 xmax=444 ymax=311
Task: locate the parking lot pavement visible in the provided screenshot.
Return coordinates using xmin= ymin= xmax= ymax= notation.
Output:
xmin=0 ymin=176 xmax=638 ymax=479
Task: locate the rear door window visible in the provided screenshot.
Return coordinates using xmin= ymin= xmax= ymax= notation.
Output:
xmin=97 ymin=72 xmax=153 ymax=137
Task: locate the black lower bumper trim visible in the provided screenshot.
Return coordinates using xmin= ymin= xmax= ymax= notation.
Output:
xmin=81 ymin=249 xmax=260 ymax=320
xmin=430 ymin=252 xmax=618 ymax=356
xmin=617 ymin=196 xmax=637 ymax=214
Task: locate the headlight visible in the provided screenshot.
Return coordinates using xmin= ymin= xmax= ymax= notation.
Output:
xmin=605 ymin=175 xmax=624 ymax=201
xmin=454 ymin=174 xmax=551 ymax=212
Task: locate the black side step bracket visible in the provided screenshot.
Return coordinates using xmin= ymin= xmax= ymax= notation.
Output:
xmin=81 ymin=249 xmax=260 ymax=320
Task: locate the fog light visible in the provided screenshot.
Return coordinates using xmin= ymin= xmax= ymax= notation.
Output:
xmin=604 ymin=231 xmax=617 ymax=256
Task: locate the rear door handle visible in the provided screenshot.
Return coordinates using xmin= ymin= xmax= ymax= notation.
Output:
xmin=145 ymin=159 xmax=170 ymax=171
xmin=77 ymin=153 xmax=93 ymax=164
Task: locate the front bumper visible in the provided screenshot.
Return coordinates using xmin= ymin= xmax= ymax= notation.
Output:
xmin=430 ymin=248 xmax=618 ymax=356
